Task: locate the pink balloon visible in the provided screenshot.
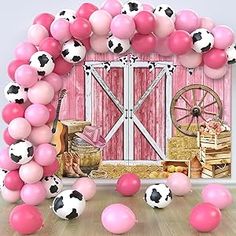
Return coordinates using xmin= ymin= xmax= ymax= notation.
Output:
xmin=89 ymin=10 xmax=112 ymax=36
xmin=201 ymin=184 xmax=233 ymax=209
xmin=7 ymin=60 xmax=27 ymax=81
xmin=4 ymin=170 xmax=24 ymax=191
xmin=50 ymin=19 xmax=72 ymax=42
xmin=111 ymin=14 xmax=135 ymax=39
xmin=116 ymin=173 xmax=141 ymax=196
xmin=179 ymin=50 xmax=202 ymax=68
xmin=101 ymin=204 xmax=137 ymax=234
xmin=3 ymin=129 xmax=17 ymax=145
xmin=9 ymin=204 xmax=43 ymax=235
xmin=90 ymin=34 xmax=109 ymax=53
xmin=189 ymin=203 xmax=221 ymax=232
xmin=203 ymin=48 xmax=227 ymax=69
xmin=134 ymin=11 xmax=156 ymax=35
xmin=34 ymin=144 xmax=56 ymax=166
xmin=53 ymin=56 xmax=73 ymax=76
xmin=25 ymin=104 xmax=50 ymax=127
xmin=73 ymin=177 xmax=96 ymax=200
xmin=21 ymin=182 xmax=46 ymax=205
xmin=131 ymin=33 xmax=156 ymax=53
xmin=28 ymin=125 xmax=53 ymax=146
xmin=167 ymin=173 xmax=191 ymax=196
xmin=8 ymin=118 xmax=32 ymax=140
xmin=82 ymin=38 xmax=91 ymax=51
xmin=2 ymin=103 xmax=25 ymax=124
xmin=1 ymin=186 xmax=20 ymax=203
xmin=15 ymin=42 xmax=37 ymax=62
xmin=175 ymin=10 xmax=200 ymax=33
xmin=76 ymin=3 xmax=98 ymax=20
xmin=43 ymin=159 xmax=59 ymax=176
xmin=39 ymin=37 xmax=62 ymax=59
xmin=154 ymin=15 xmax=175 ymax=38
xmin=204 ymin=65 xmax=228 ymax=79
xmin=70 ymin=17 xmax=92 ymax=40
xmin=0 ymin=148 xmax=20 ymax=171
xmin=212 ymin=25 xmax=235 ymax=50
xmin=101 ymin=0 xmax=122 ymax=17
xmin=200 ymin=17 xmax=215 ymax=31
xmin=46 ymin=104 xmax=56 ymax=123
xmin=28 ymin=24 xmax=49 ymax=46
xmin=142 ymin=3 xmax=154 ymax=12
xmin=43 ymin=73 xmax=63 ymax=92
xmin=168 ymin=30 xmax=193 ymax=55
xmin=28 ymin=81 xmax=54 ymax=105
xmin=33 ymin=13 xmax=55 ymax=31
xmin=155 ymin=37 xmax=173 ymax=57
xmin=15 ymin=65 xmax=38 ymax=88
xmin=19 ymin=161 xmax=44 ymax=184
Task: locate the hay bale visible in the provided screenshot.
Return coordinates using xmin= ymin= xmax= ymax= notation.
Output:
xmin=168 ymin=136 xmax=198 ymax=149
xmin=167 ymin=148 xmax=199 ymax=160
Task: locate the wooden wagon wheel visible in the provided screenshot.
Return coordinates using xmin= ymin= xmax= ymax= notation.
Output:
xmin=170 ymin=84 xmax=223 ymax=137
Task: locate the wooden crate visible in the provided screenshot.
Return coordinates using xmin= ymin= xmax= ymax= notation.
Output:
xmin=197 ymin=131 xmax=231 ymax=150
xmin=201 ymin=163 xmax=231 ymax=178
xmin=162 ymin=160 xmax=190 ymax=177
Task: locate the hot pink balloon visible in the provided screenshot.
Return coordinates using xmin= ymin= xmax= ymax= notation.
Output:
xmin=15 ymin=42 xmax=37 ymax=62
xmin=90 ymin=34 xmax=109 ymax=53
xmin=46 ymin=104 xmax=56 ymax=123
xmin=131 ymin=33 xmax=156 ymax=53
xmin=82 ymin=38 xmax=91 ymax=51
xmin=154 ymin=15 xmax=174 ymax=38
xmin=0 ymin=148 xmax=20 ymax=171
xmin=203 ymin=48 xmax=227 ymax=69
xmin=179 ymin=50 xmax=202 ymax=68
xmin=168 ymin=30 xmax=192 ymax=55
xmin=89 ymin=10 xmax=112 ymax=36
xmin=33 ymin=13 xmax=55 ymax=31
xmin=73 ymin=177 xmax=96 ymax=200
xmin=189 ymin=203 xmax=221 ymax=232
xmin=9 ymin=204 xmax=43 ymax=235
xmin=1 ymin=186 xmax=20 ymax=203
xmin=111 ymin=14 xmax=135 ymax=39
xmin=201 ymin=17 xmax=215 ymax=31
xmin=142 ymin=3 xmax=154 ymax=12
xmin=101 ymin=0 xmax=122 ymax=17
xmin=155 ymin=37 xmax=173 ymax=57
xmin=7 ymin=60 xmax=27 ymax=81
xmin=4 ymin=170 xmax=24 ymax=191
xmin=28 ymin=24 xmax=49 ymax=46
xmin=2 ymin=103 xmax=25 ymax=124
xmin=76 ymin=3 xmax=98 ymax=20
xmin=3 ymin=129 xmax=16 ymax=145
xmin=53 ymin=56 xmax=73 ymax=76
xmin=34 ymin=144 xmax=56 ymax=166
xmin=101 ymin=204 xmax=137 ymax=234
xmin=43 ymin=159 xmax=59 ymax=177
xmin=50 ymin=19 xmax=72 ymax=42
xmin=28 ymin=81 xmax=54 ymax=105
xmin=212 ymin=25 xmax=235 ymax=49
xmin=43 ymin=73 xmax=63 ymax=92
xmin=8 ymin=118 xmax=32 ymax=140
xmin=70 ymin=17 xmax=92 ymax=40
xmin=28 ymin=125 xmax=53 ymax=146
xmin=21 ymin=182 xmax=46 ymax=205
xmin=39 ymin=37 xmax=62 ymax=59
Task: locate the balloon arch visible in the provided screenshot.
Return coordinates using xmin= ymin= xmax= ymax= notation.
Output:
xmin=1 ymin=0 xmax=235 ymax=205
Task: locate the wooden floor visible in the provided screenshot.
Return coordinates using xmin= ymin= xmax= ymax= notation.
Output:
xmin=0 ymin=186 xmax=235 ymax=236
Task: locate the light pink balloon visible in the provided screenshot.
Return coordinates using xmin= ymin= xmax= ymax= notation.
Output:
xmin=200 ymin=17 xmax=215 ymax=31
xmin=28 ymin=24 xmax=49 ymax=46
xmin=28 ymin=81 xmax=54 ymax=105
xmin=89 ymin=10 xmax=112 ymax=36
xmin=204 ymin=65 xmax=228 ymax=79
xmin=155 ymin=37 xmax=173 ymax=57
xmin=21 ymin=182 xmax=46 ymax=205
xmin=179 ymin=50 xmax=202 ymax=68
xmin=43 ymin=73 xmax=63 ymax=92
xmin=19 ymin=161 xmax=44 ymax=184
xmin=15 ymin=42 xmax=38 ymax=62
xmin=73 ymin=177 xmax=96 ymax=200
xmin=34 ymin=144 xmax=56 ymax=166
xmin=50 ymin=19 xmax=72 ymax=42
xmin=1 ymin=186 xmax=20 ymax=203
xmin=212 ymin=25 xmax=235 ymax=50
xmin=8 ymin=118 xmax=32 ymax=140
xmin=142 ymin=3 xmax=154 ymax=12
xmin=28 ymin=125 xmax=53 ymax=146
xmin=90 ymin=34 xmax=109 ymax=53
xmin=0 ymin=148 xmax=20 ymax=171
xmin=101 ymin=0 xmax=122 ymax=17
xmin=154 ymin=15 xmax=175 ymax=38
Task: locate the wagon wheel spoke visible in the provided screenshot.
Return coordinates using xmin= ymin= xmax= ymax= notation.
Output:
xmin=174 ymin=106 xmax=190 ymax=111
xmin=200 ymin=114 xmax=207 ymax=122
xmin=198 ymin=91 xmax=208 ymax=107
xmin=202 ymin=100 xmax=217 ymax=109
xmin=196 ymin=117 xmax=200 ymax=131
xmin=176 ymin=114 xmax=191 ymax=122
xmin=203 ymin=110 xmax=217 ymax=116
xmin=192 ymin=89 xmax=196 ymax=106
xmin=186 ymin=116 xmax=195 ymax=131
xmin=180 ymin=95 xmax=192 ymax=107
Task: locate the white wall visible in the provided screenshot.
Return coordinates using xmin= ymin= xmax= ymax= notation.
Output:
xmin=0 ymin=0 xmax=235 ymax=184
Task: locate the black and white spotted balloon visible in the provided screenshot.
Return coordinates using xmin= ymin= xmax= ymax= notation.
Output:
xmin=4 ymin=82 xmax=28 ymax=104
xmin=0 ymin=169 xmax=8 ymax=191
xmin=144 ymin=184 xmax=172 ymax=209
xmin=42 ymin=175 xmax=63 ymax=198
xmin=226 ymin=43 xmax=236 ymax=64
xmin=30 ymin=51 xmax=55 ymax=77
xmin=61 ymin=39 xmax=86 ymax=64
xmin=107 ymin=36 xmax=131 ymax=54
xmin=56 ymin=9 xmax=76 ymax=23
xmin=9 ymin=140 xmax=34 ymax=165
xmin=122 ymin=1 xmax=143 ymax=17
xmin=153 ymin=4 xmax=176 ymax=22
xmin=52 ymin=190 xmax=86 ymax=220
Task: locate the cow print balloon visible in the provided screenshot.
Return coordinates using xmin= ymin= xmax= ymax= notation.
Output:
xmin=42 ymin=175 xmax=63 ymax=198
xmin=226 ymin=43 xmax=236 ymax=64
xmin=52 ymin=190 xmax=86 ymax=220
xmin=191 ymin=28 xmax=214 ymax=54
xmin=144 ymin=184 xmax=172 ymax=209
xmin=122 ymin=0 xmax=143 ymax=17
xmin=9 ymin=140 xmax=34 ymax=165
xmin=56 ymin=9 xmax=76 ymax=23
xmin=61 ymin=39 xmax=86 ymax=64
xmin=107 ymin=36 xmax=131 ymax=54
xmin=30 ymin=51 xmax=55 ymax=77
xmin=4 ymin=82 xmax=28 ymax=104
xmin=0 ymin=169 xmax=8 ymax=191
xmin=153 ymin=4 xmax=176 ymax=22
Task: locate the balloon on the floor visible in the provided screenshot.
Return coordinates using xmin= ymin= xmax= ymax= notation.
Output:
xmin=41 ymin=175 xmax=63 ymax=198
xmin=144 ymin=184 xmax=172 ymax=208
xmin=52 ymin=190 xmax=86 ymax=220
